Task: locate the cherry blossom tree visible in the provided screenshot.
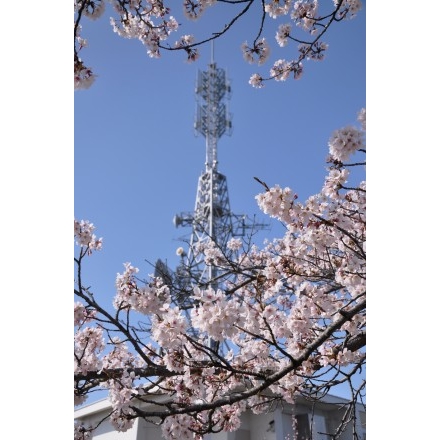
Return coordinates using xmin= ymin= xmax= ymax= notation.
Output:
xmin=74 ymin=0 xmax=363 ymax=89
xmin=74 ymin=108 xmax=366 ymax=439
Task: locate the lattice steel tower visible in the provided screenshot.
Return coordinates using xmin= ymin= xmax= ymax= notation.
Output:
xmin=168 ymin=55 xmax=266 ymax=307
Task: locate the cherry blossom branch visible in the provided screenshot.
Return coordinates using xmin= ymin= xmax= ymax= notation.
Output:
xmin=74 ymin=109 xmax=366 ymax=439
xmin=123 ymin=299 xmax=365 ymax=419
xmin=74 ymin=0 xmax=363 ymax=89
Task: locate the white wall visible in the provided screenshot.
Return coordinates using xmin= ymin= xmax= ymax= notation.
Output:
xmin=76 ymin=398 xmax=365 ymax=440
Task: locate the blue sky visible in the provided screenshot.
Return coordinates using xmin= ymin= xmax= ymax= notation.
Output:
xmin=75 ymin=3 xmax=366 ymax=312
xmin=73 ymin=3 xmax=366 ymax=406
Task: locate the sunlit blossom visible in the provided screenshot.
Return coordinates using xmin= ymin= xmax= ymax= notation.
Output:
xmin=74 ymin=109 xmax=366 ymax=439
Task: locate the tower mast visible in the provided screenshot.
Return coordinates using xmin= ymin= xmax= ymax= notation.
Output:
xmin=169 ymin=47 xmax=268 ymax=308
xmin=173 ymin=52 xmax=232 ymax=296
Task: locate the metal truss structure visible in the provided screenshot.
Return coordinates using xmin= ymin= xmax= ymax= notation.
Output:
xmin=155 ymin=58 xmax=268 ymax=309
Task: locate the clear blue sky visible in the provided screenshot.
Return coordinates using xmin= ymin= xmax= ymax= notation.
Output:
xmin=74 ymin=3 xmax=366 ymax=312
xmin=74 ymin=3 xmax=366 ymax=405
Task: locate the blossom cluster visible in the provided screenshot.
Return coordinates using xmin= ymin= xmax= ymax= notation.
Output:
xmin=76 ymin=0 xmax=106 ymax=20
xmin=74 ymin=0 xmax=363 ymax=89
xmin=74 ymin=422 xmax=93 ymax=440
xmin=183 ymin=0 xmax=217 ymax=20
xmin=255 ymin=185 xmax=297 ymax=224
xmin=328 ymin=125 xmax=365 ymax=162
xmin=74 ymin=327 xmax=105 ymax=376
xmin=74 ymin=60 xmax=96 ymax=90
xmin=276 ymin=23 xmax=292 ymax=47
xmin=174 ymin=34 xmax=200 ymax=62
xmin=74 ymin=219 xmax=103 ymax=253
xmin=241 ymin=38 xmax=271 ymax=66
xmin=335 ymin=0 xmax=362 ymax=19
xmin=113 ymin=262 xmax=171 ymax=314
xmin=102 ymin=340 xmax=138 ymax=432
xmin=190 ymin=287 xmax=246 ymax=341
xmin=74 ymin=109 xmax=366 ymax=439
xmin=74 ymin=302 xmax=96 ymax=326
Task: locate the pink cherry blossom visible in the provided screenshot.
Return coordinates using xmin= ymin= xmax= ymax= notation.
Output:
xmin=74 ymin=109 xmax=366 ymax=440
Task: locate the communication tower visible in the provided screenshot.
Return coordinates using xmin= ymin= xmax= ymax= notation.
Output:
xmin=156 ymin=51 xmax=268 ymax=309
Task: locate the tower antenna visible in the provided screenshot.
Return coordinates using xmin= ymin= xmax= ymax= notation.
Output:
xmin=211 ymin=39 xmax=214 ymax=64
xmin=169 ymin=59 xmax=268 ymax=308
